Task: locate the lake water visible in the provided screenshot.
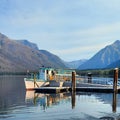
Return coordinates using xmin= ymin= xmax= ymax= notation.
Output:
xmin=1 ymin=76 xmax=120 ymax=120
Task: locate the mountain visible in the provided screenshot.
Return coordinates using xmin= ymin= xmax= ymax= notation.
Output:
xmin=0 ymin=33 xmax=66 ymax=72
xmin=16 ymin=40 xmax=87 ymax=69
xmin=78 ymin=40 xmax=120 ymax=70
xmin=64 ymin=59 xmax=87 ymax=69
xmin=16 ymin=40 xmax=39 ymax=50
xmin=39 ymin=50 xmax=66 ymax=68
xmin=16 ymin=40 xmax=67 ymax=68
xmin=106 ymin=59 xmax=120 ymax=68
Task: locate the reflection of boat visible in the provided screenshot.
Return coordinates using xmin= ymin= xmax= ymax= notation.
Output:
xmin=24 ymin=67 xmax=74 ymax=90
xmin=25 ymin=91 xmax=120 ymax=119
xmin=25 ymin=91 xmax=71 ymax=109
xmin=25 ymin=91 xmax=45 ymax=100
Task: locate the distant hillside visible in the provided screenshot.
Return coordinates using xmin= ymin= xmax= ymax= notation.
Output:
xmin=16 ymin=40 xmax=67 ymax=68
xmin=78 ymin=40 xmax=120 ymax=70
xmin=0 ymin=33 xmax=66 ymax=72
xmin=64 ymin=59 xmax=87 ymax=69
xmin=40 ymin=50 xmax=66 ymax=68
xmin=16 ymin=40 xmax=39 ymax=50
xmin=15 ymin=40 xmax=86 ymax=69
xmin=106 ymin=59 xmax=120 ymax=68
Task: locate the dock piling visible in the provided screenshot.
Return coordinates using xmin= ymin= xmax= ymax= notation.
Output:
xmin=113 ymin=68 xmax=118 ymax=92
xmin=88 ymin=72 xmax=92 ymax=83
xmin=112 ymin=92 xmax=117 ymax=112
xmin=72 ymin=71 xmax=76 ymax=92
xmin=34 ymin=73 xmax=36 ymax=88
xmin=34 ymin=73 xmax=39 ymax=88
xmin=71 ymin=91 xmax=76 ymax=109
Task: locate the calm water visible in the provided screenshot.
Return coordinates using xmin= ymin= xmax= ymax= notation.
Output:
xmin=1 ymin=76 xmax=120 ymax=120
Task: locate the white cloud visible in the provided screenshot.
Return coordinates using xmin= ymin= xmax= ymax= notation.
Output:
xmin=51 ymin=43 xmax=108 ymax=60
xmin=1 ymin=0 xmax=120 ymax=61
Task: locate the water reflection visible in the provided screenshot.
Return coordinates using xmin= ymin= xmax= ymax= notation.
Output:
xmin=71 ymin=91 xmax=76 ymax=109
xmin=25 ymin=91 xmax=71 ymax=110
xmin=0 ymin=75 xmax=26 ymax=118
xmin=25 ymin=90 xmax=120 ymax=120
xmin=112 ymin=92 xmax=117 ymax=113
xmin=25 ymin=91 xmax=118 ymax=113
xmin=1 ymin=75 xmax=120 ymax=119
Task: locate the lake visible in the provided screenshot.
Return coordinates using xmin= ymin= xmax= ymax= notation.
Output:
xmin=0 ymin=75 xmax=120 ymax=120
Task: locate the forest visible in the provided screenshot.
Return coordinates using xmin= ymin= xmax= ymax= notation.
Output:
xmin=76 ymin=68 xmax=120 ymax=78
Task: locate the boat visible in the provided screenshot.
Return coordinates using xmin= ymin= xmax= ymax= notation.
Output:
xmin=24 ymin=66 xmax=74 ymax=90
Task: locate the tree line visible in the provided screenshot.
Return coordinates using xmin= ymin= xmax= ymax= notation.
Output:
xmin=76 ymin=68 xmax=120 ymax=78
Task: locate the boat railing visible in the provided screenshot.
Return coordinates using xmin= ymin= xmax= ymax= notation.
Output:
xmin=76 ymin=75 xmax=120 ymax=86
xmin=54 ymin=74 xmax=72 ymax=82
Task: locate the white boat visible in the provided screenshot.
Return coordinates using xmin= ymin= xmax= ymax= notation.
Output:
xmin=24 ymin=67 xmax=74 ymax=90
xmin=24 ymin=79 xmax=49 ymax=90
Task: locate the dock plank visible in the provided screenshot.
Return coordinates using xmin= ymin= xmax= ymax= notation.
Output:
xmin=34 ymin=83 xmax=120 ymax=93
xmin=35 ymin=87 xmax=70 ymax=93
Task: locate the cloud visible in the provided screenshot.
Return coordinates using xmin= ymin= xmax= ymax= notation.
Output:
xmin=44 ymin=22 xmax=120 ymax=60
xmin=50 ymin=43 xmax=108 ymax=61
xmin=1 ymin=0 xmax=120 ymax=61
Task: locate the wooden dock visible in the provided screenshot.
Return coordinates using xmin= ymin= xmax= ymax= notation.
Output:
xmin=35 ymin=87 xmax=70 ymax=93
xmin=76 ymin=86 xmax=119 ymax=93
xmin=31 ymin=69 xmax=120 ymax=94
xmin=34 ymin=85 xmax=120 ymax=93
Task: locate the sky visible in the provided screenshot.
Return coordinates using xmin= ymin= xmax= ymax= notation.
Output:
xmin=0 ymin=0 xmax=120 ymax=61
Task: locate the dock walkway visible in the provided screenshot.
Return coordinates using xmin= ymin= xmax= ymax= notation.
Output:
xmin=32 ymin=69 xmax=120 ymax=94
xmin=34 ymin=83 xmax=120 ymax=93
xmin=35 ymin=87 xmax=70 ymax=93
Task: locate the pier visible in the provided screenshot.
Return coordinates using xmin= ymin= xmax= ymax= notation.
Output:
xmin=25 ymin=68 xmax=120 ymax=94
xmin=34 ymin=84 xmax=120 ymax=94
xmin=35 ymin=87 xmax=70 ymax=93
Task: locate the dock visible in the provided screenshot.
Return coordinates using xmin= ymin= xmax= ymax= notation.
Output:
xmin=34 ymin=85 xmax=120 ymax=94
xmin=35 ymin=87 xmax=70 ymax=93
xmin=76 ymin=86 xmax=119 ymax=93
xmin=26 ymin=68 xmax=120 ymax=94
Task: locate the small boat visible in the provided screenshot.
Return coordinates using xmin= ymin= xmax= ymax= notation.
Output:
xmin=24 ymin=66 xmax=74 ymax=90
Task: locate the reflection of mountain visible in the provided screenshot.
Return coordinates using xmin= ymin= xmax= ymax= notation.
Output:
xmin=25 ymin=91 xmax=120 ymax=109
xmin=77 ymin=92 xmax=119 ymax=105
xmin=25 ymin=91 xmax=120 ymax=119
xmin=93 ymin=93 xmax=120 ymax=107
xmin=0 ymin=76 xmax=26 ymax=115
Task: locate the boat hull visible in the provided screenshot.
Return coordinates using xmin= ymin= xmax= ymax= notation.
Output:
xmin=24 ymin=79 xmax=49 ymax=90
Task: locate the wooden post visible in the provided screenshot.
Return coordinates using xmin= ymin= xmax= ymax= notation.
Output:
xmin=112 ymin=92 xmax=117 ymax=112
xmin=113 ymin=68 xmax=118 ymax=92
xmin=34 ymin=73 xmax=39 ymax=88
xmin=71 ymin=91 xmax=76 ymax=109
xmin=71 ymin=71 xmax=76 ymax=109
xmin=88 ymin=72 xmax=92 ymax=83
xmin=72 ymin=71 xmax=76 ymax=92
xmin=34 ymin=73 xmax=36 ymax=88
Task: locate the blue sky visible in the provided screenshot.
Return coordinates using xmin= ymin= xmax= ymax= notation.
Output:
xmin=0 ymin=0 xmax=120 ymax=61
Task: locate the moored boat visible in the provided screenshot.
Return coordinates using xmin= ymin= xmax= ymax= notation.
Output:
xmin=24 ymin=67 xmax=74 ymax=90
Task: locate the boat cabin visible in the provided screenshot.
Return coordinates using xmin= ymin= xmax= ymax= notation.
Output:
xmin=39 ymin=67 xmax=74 ymax=81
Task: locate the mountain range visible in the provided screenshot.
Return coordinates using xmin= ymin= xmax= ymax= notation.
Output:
xmin=78 ymin=40 xmax=120 ymax=70
xmin=64 ymin=59 xmax=87 ymax=69
xmin=0 ymin=33 xmax=67 ymax=72
xmin=1 ymin=32 xmax=120 ymax=72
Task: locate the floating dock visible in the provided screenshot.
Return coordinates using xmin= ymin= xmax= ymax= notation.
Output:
xmin=76 ymin=86 xmax=120 ymax=93
xmin=26 ymin=68 xmax=120 ymax=94
xmin=34 ymin=85 xmax=120 ymax=93
xmin=35 ymin=87 xmax=70 ymax=93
